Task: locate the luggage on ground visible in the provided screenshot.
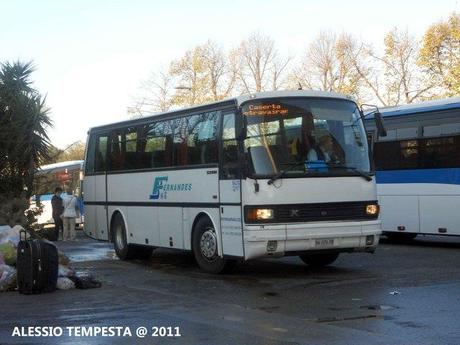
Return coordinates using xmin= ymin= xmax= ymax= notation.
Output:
xmin=70 ymin=271 xmax=101 ymax=289
xmin=16 ymin=230 xmax=58 ymax=294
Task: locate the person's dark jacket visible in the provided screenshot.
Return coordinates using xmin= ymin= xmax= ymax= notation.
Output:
xmin=51 ymin=195 xmax=64 ymax=218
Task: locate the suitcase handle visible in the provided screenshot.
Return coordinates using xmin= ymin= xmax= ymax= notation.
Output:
xmin=20 ymin=228 xmax=40 ymax=241
xmin=20 ymin=229 xmax=27 ymax=241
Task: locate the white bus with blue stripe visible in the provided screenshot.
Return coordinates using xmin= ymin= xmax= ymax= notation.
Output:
xmin=32 ymin=160 xmax=85 ymax=227
xmin=83 ymin=90 xmax=383 ymax=273
xmin=365 ymin=98 xmax=460 ymax=239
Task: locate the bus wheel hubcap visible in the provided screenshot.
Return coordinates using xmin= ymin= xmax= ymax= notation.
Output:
xmin=200 ymin=228 xmax=217 ymax=260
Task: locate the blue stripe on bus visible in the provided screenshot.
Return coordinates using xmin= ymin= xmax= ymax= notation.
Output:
xmin=376 ymin=168 xmax=460 ymax=185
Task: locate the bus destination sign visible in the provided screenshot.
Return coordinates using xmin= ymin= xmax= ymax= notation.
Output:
xmin=242 ymin=103 xmax=289 ymax=116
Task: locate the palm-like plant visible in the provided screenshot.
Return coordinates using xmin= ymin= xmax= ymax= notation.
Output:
xmin=0 ymin=61 xmax=52 ymax=226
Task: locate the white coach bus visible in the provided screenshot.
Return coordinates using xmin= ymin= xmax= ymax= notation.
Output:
xmin=365 ymin=98 xmax=460 ymax=240
xmin=83 ymin=90 xmax=385 ymax=273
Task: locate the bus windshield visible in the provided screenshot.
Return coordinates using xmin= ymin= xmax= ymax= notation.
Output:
xmin=242 ymin=98 xmax=370 ymax=178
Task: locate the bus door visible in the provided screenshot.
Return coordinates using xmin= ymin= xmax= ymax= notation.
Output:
xmin=94 ymin=133 xmax=109 ymax=240
xmin=219 ymin=112 xmax=244 ymax=257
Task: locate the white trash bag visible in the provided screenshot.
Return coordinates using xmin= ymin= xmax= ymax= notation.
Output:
xmin=0 ymin=225 xmax=24 ymax=248
xmin=58 ymin=265 xmax=75 ymax=278
xmin=56 ymin=277 xmax=75 ymax=290
xmin=0 ymin=265 xmax=17 ymax=292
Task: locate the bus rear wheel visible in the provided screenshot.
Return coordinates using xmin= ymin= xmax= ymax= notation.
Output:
xmin=112 ymin=213 xmax=153 ymax=260
xmin=192 ymin=217 xmax=235 ymax=274
xmin=299 ymin=252 xmax=339 ymax=267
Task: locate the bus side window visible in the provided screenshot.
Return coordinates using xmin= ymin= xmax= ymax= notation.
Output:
xmin=85 ymin=135 xmax=97 ymax=174
xmin=144 ymin=121 xmax=172 ymax=168
xmin=221 ymin=113 xmax=239 ymax=179
xmin=109 ymin=129 xmax=124 ymax=171
xmin=124 ymin=127 xmax=138 ymax=170
xmin=374 ymin=141 xmax=400 ymax=170
xmin=173 ymin=117 xmax=188 ymax=166
xmin=188 ymin=111 xmax=219 ymax=165
xmin=95 ymin=135 xmax=108 ymax=172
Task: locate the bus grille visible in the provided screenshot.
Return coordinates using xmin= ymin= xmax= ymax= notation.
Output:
xmin=275 ymin=201 xmax=378 ymax=223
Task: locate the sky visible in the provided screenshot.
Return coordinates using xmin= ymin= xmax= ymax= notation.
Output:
xmin=1 ymin=0 xmax=459 ymax=148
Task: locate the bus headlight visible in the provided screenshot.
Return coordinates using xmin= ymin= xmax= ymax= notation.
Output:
xmin=246 ymin=208 xmax=275 ymax=222
xmin=366 ymin=204 xmax=379 ymax=216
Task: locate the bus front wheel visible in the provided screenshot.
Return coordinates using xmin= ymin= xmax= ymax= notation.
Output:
xmin=192 ymin=217 xmax=235 ymax=274
xmin=112 ymin=213 xmax=153 ymax=260
xmin=299 ymin=252 xmax=339 ymax=267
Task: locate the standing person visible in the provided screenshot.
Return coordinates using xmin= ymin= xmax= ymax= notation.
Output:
xmin=51 ymin=187 xmax=64 ymax=241
xmin=62 ymin=192 xmax=80 ymax=241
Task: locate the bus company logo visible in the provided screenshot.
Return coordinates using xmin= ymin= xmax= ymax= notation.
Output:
xmin=149 ymin=176 xmax=192 ymax=200
xmin=290 ymin=209 xmax=300 ymax=217
xmin=150 ymin=176 xmax=168 ymax=200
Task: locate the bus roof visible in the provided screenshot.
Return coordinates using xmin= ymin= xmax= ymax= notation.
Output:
xmin=37 ymin=160 xmax=84 ymax=175
xmin=88 ymin=90 xmax=353 ymax=133
xmin=234 ymin=90 xmax=352 ymax=105
xmin=377 ymin=97 xmax=460 ymax=118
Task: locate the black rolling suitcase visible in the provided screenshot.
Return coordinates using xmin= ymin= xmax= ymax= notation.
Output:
xmin=17 ymin=230 xmax=59 ymax=294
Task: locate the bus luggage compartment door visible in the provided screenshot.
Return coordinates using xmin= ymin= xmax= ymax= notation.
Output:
xmin=379 ymin=195 xmax=420 ymax=234
xmin=419 ymin=195 xmax=460 ymax=235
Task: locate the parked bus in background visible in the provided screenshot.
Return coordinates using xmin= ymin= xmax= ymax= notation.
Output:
xmin=365 ymin=98 xmax=460 ymax=240
xmin=83 ymin=90 xmax=385 ymax=273
xmin=31 ymin=160 xmax=84 ymax=228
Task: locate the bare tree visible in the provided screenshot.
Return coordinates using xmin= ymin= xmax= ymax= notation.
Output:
xmin=369 ymin=28 xmax=433 ymax=105
xmin=201 ymin=40 xmax=236 ymax=100
xmin=292 ymin=32 xmax=367 ymax=102
xmin=131 ymin=68 xmax=174 ymax=116
xmin=301 ymin=31 xmax=428 ymax=106
xmin=271 ymin=54 xmax=292 ymax=91
xmin=169 ymin=46 xmax=208 ymax=106
xmin=169 ymin=40 xmax=236 ymax=106
xmin=133 ymin=41 xmax=238 ymax=114
xmin=133 ymin=28 xmax=437 ymax=112
xmin=233 ymin=32 xmax=291 ymax=93
xmin=305 ymin=32 xmax=336 ymax=91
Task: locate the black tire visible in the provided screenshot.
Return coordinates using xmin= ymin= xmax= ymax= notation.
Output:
xmin=112 ymin=213 xmax=153 ymax=260
xmin=385 ymin=232 xmax=417 ymax=242
xmin=192 ymin=217 xmax=235 ymax=274
xmin=299 ymin=252 xmax=340 ymax=267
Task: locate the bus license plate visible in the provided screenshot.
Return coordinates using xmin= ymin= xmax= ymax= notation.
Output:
xmin=315 ymin=238 xmax=335 ymax=248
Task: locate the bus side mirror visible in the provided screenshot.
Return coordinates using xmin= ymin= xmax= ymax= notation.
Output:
xmin=374 ymin=111 xmax=387 ymax=137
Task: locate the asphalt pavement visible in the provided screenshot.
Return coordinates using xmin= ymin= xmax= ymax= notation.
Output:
xmin=1 ymin=232 xmax=459 ymax=345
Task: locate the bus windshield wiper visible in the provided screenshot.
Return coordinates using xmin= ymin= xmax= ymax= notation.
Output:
xmin=267 ymin=161 xmax=305 ymax=185
xmin=327 ymin=164 xmax=373 ymax=181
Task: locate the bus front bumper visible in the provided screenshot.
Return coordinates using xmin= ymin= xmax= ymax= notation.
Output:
xmin=243 ymin=220 xmax=381 ymax=260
